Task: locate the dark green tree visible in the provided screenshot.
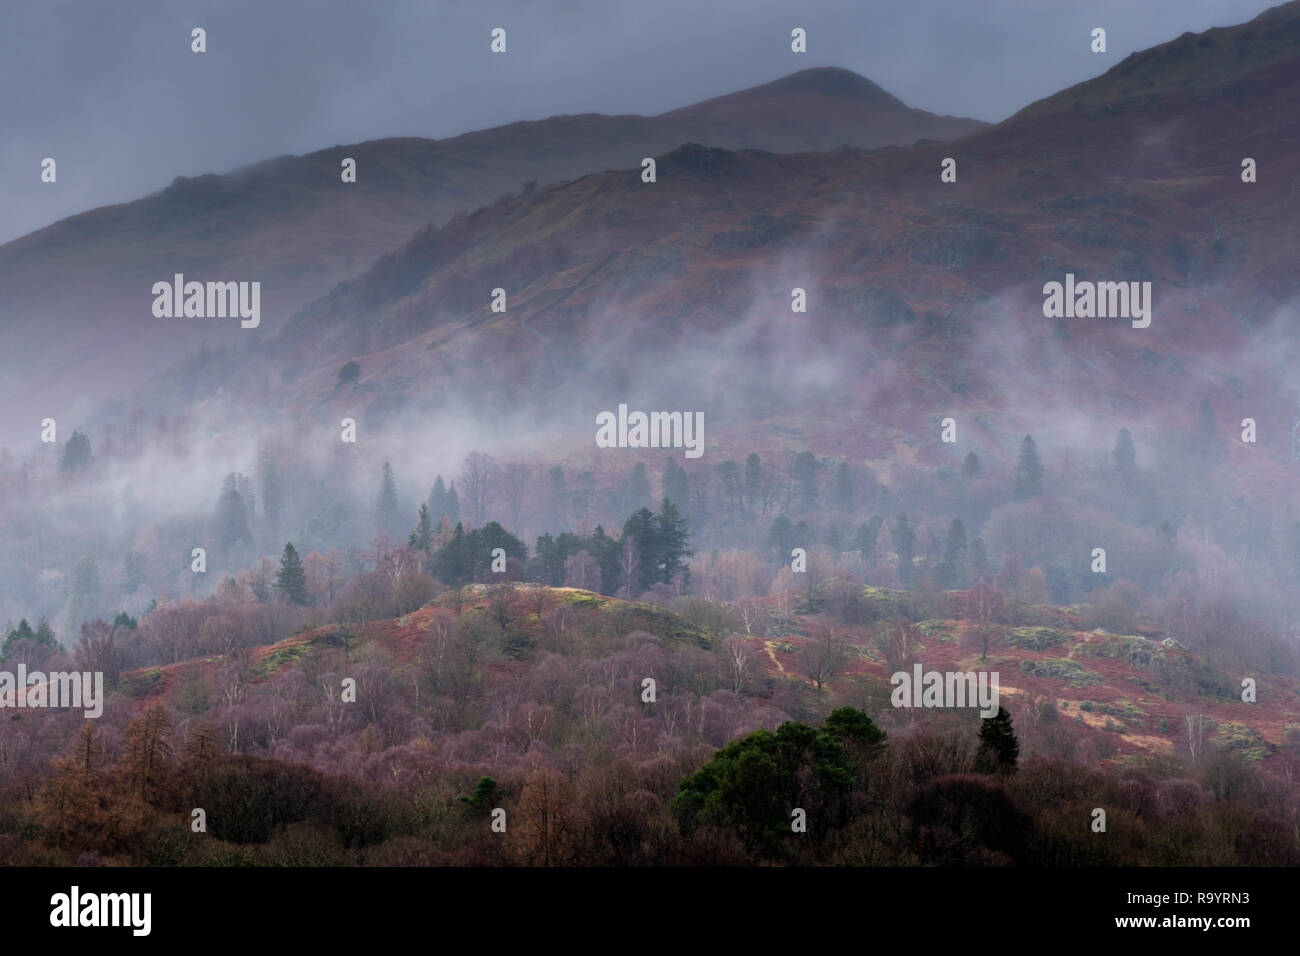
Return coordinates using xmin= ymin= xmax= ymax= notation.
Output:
xmin=214 ymin=473 xmax=253 ymax=552
xmin=657 ymin=497 xmax=693 ymax=587
xmin=1013 ymin=435 xmax=1044 ymax=501
xmin=274 ymin=543 xmax=310 ymax=605
xmin=855 ymin=514 xmax=884 ymax=563
xmin=374 ymin=462 xmax=403 ymax=539
xmin=975 ymin=706 xmax=1020 ymax=773
xmin=121 ymin=550 xmax=148 ymax=595
xmin=792 ymin=452 xmax=819 ymax=512
xmin=768 ymin=514 xmax=795 ymax=565
xmin=409 ymin=503 xmax=434 ymax=555
xmin=672 ymin=716 xmax=861 ymax=859
xmin=60 ymin=430 xmax=93 ymax=473
xmin=338 ymin=360 xmax=361 ymax=385
xmin=961 ymin=451 xmax=981 ymax=480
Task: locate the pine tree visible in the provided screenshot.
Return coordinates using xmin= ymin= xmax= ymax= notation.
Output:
xmin=657 ymin=497 xmax=693 ymax=587
xmin=975 ymin=706 xmax=1020 ymax=773
xmin=375 ymin=462 xmax=403 ymax=538
xmin=214 ymin=473 xmax=253 ymax=552
xmin=60 ymin=430 xmax=93 ymax=473
xmin=622 ymin=508 xmax=660 ymax=593
xmin=1014 ymin=435 xmax=1044 ymax=500
xmin=409 ymin=503 xmax=434 ymax=555
xmin=961 ymin=451 xmax=981 ymax=480
xmin=855 ymin=514 xmax=884 ymax=563
xmin=768 ymin=514 xmax=795 ymax=565
xmin=792 ymin=452 xmax=819 ymax=512
xmin=940 ymin=518 xmax=968 ymax=588
xmin=428 ymin=476 xmax=448 ymax=521
xmin=274 ymin=543 xmax=309 ymax=605
xmin=445 ymin=482 xmax=461 ymax=524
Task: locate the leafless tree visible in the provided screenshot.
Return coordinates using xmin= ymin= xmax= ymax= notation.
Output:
xmin=459 ymin=452 xmax=499 ymax=525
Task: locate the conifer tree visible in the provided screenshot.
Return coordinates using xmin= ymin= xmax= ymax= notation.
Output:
xmin=975 ymin=706 xmax=1020 ymax=773
xmin=1014 ymin=435 xmax=1044 ymax=500
xmin=274 ymin=542 xmax=309 ymax=605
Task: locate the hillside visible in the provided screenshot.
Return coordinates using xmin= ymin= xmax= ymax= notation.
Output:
xmin=89 ymin=2 xmax=1300 ymax=508
xmin=0 ymin=67 xmax=984 ymax=451
xmin=113 ymin=584 xmax=1300 ymax=769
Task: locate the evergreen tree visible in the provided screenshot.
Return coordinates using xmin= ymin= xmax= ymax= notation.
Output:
xmin=657 ymin=497 xmax=693 ymax=586
xmin=768 ymin=514 xmax=795 ymax=565
xmin=428 ymin=476 xmax=449 ymax=522
xmin=214 ymin=473 xmax=253 ymax=552
xmin=409 ymin=503 xmax=434 ymax=555
xmin=961 ymin=451 xmax=981 ymax=480
xmin=121 ymin=550 xmax=148 ymax=595
xmin=1013 ymin=435 xmax=1044 ymax=500
xmin=445 ymin=482 xmax=461 ymax=524
xmin=939 ymin=518 xmax=968 ymax=589
xmin=894 ymin=514 xmax=916 ymax=586
xmin=0 ymin=619 xmax=58 ymax=658
xmin=663 ymin=459 xmax=690 ymax=514
xmin=375 ymin=462 xmax=403 ymax=538
xmin=855 ymin=514 xmax=884 ymax=563
xmin=60 ymin=430 xmax=93 ymax=473
xmin=792 ymin=452 xmax=819 ymax=512
xmin=975 ymin=706 xmax=1020 ymax=773
xmin=622 ymin=508 xmax=660 ymax=594
xmin=274 ymin=543 xmax=309 ymax=605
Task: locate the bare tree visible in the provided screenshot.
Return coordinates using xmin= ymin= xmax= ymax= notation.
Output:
xmin=1185 ymin=712 xmax=1210 ymax=767
xmin=459 ymin=452 xmax=499 ymax=525
xmin=719 ymin=636 xmax=759 ymax=696
xmin=799 ymin=626 xmax=849 ymax=693
xmin=499 ymin=462 xmax=531 ymax=531
xmin=618 ymin=536 xmax=640 ymax=598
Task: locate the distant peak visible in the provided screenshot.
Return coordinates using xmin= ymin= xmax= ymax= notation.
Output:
xmin=759 ymin=67 xmax=906 ymax=107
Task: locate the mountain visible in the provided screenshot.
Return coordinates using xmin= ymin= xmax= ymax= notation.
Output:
xmin=130 ymin=0 xmax=1300 ymax=501
xmin=0 ymin=68 xmax=984 ymax=450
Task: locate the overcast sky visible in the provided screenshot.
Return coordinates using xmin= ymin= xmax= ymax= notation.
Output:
xmin=0 ymin=0 xmax=1280 ymax=244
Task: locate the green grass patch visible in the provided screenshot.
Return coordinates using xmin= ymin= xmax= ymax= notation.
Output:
xmin=1006 ymin=626 xmax=1071 ymax=651
xmin=257 ymin=642 xmax=311 ymax=677
xmin=1019 ymin=658 xmax=1102 ymax=685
